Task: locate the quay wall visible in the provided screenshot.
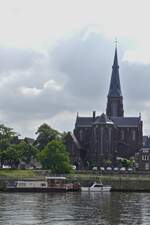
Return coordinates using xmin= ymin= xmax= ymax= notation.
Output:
xmin=68 ymin=174 xmax=150 ymax=192
xmin=1 ymin=173 xmax=150 ymax=192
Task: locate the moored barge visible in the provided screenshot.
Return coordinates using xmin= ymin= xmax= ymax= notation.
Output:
xmin=6 ymin=177 xmax=81 ymax=192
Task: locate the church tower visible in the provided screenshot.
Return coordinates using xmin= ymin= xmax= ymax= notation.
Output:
xmin=106 ymin=47 xmax=124 ymax=117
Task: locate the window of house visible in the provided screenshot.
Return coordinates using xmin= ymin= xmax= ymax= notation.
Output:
xmin=142 ymin=155 xmax=149 ymax=161
xmin=145 ymin=163 xmax=149 ymax=170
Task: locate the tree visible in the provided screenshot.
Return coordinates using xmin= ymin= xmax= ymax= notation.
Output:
xmin=104 ymin=159 xmax=112 ymax=167
xmin=4 ymin=145 xmax=20 ymax=168
xmin=18 ymin=140 xmax=38 ymax=164
xmin=121 ymin=159 xmax=133 ymax=168
xmin=61 ymin=131 xmax=68 ymax=144
xmin=38 ymin=140 xmax=72 ymax=173
xmin=34 ymin=123 xmax=61 ymax=150
xmin=2 ymin=141 xmax=38 ymax=168
xmin=0 ymin=124 xmax=16 ymax=167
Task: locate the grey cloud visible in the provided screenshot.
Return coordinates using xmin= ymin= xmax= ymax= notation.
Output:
xmin=122 ymin=62 xmax=150 ymax=102
xmin=0 ymin=30 xmax=149 ymax=136
xmin=51 ymin=32 xmax=113 ymax=102
xmin=0 ymin=47 xmax=42 ymax=72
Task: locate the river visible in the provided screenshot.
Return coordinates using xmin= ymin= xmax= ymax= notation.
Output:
xmin=0 ymin=192 xmax=150 ymax=225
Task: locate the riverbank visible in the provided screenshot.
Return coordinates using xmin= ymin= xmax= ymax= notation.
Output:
xmin=1 ymin=169 xmax=150 ymax=192
xmin=0 ymin=169 xmax=38 ymax=179
xmin=69 ymin=174 xmax=150 ymax=192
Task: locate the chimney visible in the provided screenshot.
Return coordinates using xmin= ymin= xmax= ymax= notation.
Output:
xmin=93 ymin=111 xmax=96 ymax=120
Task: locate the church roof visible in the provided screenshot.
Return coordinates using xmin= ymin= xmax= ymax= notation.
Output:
xmin=75 ymin=117 xmax=93 ymax=127
xmin=108 ymin=47 xmax=122 ymax=97
xmin=75 ymin=115 xmax=140 ymax=128
xmin=111 ymin=117 xmax=140 ymax=127
xmin=94 ymin=113 xmax=114 ymax=125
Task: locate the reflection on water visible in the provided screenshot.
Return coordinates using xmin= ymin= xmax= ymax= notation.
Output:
xmin=0 ymin=191 xmax=150 ymax=225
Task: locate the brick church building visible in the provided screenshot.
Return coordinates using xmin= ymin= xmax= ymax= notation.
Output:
xmin=65 ymin=47 xmax=143 ymax=168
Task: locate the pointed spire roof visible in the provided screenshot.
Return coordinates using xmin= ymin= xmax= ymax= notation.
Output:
xmin=108 ymin=47 xmax=122 ymax=97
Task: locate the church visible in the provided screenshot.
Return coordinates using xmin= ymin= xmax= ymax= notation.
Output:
xmin=65 ymin=46 xmax=143 ymax=168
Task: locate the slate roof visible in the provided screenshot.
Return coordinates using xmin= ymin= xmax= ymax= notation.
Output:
xmin=75 ymin=115 xmax=140 ymax=128
xmin=108 ymin=47 xmax=122 ymax=97
xmin=75 ymin=117 xmax=93 ymax=127
xmin=111 ymin=117 xmax=140 ymax=127
xmin=94 ymin=113 xmax=114 ymax=125
xmin=139 ymin=148 xmax=150 ymax=153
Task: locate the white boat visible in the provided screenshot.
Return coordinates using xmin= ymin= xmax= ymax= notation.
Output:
xmin=81 ymin=182 xmax=111 ymax=192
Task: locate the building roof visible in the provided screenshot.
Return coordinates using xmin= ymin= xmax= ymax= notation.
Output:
xmin=108 ymin=47 xmax=122 ymax=97
xmin=111 ymin=117 xmax=140 ymax=127
xmin=75 ymin=117 xmax=93 ymax=127
xmin=143 ymin=136 xmax=150 ymax=148
xmin=94 ymin=113 xmax=114 ymax=125
xmin=139 ymin=148 xmax=150 ymax=153
xmin=75 ymin=115 xmax=140 ymax=128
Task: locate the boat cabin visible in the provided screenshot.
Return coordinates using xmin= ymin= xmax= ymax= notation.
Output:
xmin=46 ymin=177 xmax=66 ymax=188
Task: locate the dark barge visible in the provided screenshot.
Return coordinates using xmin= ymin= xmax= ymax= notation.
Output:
xmin=6 ymin=177 xmax=81 ymax=192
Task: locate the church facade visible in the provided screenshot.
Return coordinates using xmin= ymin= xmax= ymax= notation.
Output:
xmin=65 ymin=47 xmax=143 ymax=168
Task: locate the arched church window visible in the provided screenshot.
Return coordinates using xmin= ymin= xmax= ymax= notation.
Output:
xmin=132 ymin=130 xmax=136 ymax=141
xmin=94 ymin=127 xmax=97 ymax=137
xmin=79 ymin=129 xmax=83 ymax=141
xmin=100 ymin=127 xmax=104 ymax=154
xmin=121 ymin=130 xmax=124 ymax=140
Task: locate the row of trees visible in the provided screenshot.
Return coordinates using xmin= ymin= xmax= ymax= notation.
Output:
xmin=0 ymin=123 xmax=71 ymax=173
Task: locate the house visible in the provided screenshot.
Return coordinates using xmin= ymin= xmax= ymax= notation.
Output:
xmin=135 ymin=148 xmax=150 ymax=171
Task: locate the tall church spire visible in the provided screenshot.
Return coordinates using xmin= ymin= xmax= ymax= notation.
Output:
xmin=108 ymin=47 xmax=122 ymax=97
xmin=106 ymin=46 xmax=124 ymax=117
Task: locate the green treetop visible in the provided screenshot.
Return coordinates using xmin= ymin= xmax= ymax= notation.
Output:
xmin=38 ymin=140 xmax=72 ymax=174
xmin=34 ymin=123 xmax=61 ymax=150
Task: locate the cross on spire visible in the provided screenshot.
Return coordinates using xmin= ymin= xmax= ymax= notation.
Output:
xmin=115 ymin=38 xmax=118 ymax=48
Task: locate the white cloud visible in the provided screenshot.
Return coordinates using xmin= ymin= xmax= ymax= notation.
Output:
xmin=43 ymin=79 xmax=63 ymax=91
xmin=19 ymin=87 xmax=42 ymax=96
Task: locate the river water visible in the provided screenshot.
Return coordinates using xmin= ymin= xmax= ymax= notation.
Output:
xmin=0 ymin=192 xmax=150 ymax=225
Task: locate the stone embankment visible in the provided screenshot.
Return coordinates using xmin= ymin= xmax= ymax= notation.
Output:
xmin=68 ymin=174 xmax=150 ymax=192
xmin=1 ymin=171 xmax=150 ymax=192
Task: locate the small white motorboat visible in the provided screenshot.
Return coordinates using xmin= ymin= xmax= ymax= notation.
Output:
xmin=81 ymin=181 xmax=111 ymax=192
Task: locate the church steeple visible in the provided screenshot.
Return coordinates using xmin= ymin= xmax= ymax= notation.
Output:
xmin=108 ymin=47 xmax=122 ymax=97
xmin=106 ymin=46 xmax=124 ymax=117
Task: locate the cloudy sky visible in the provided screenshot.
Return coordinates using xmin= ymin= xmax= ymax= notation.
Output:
xmin=0 ymin=0 xmax=150 ymax=137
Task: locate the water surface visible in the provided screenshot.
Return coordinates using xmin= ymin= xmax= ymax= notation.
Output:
xmin=0 ymin=192 xmax=150 ymax=225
